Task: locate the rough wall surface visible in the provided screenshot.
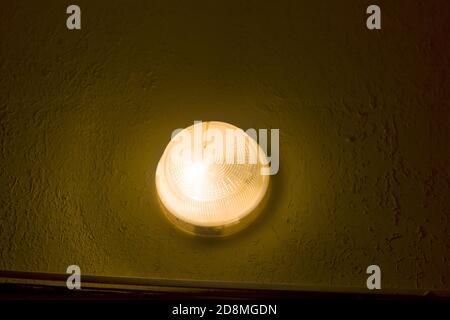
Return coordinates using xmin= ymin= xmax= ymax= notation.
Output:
xmin=0 ymin=0 xmax=449 ymax=291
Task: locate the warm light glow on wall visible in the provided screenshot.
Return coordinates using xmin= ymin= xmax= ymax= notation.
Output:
xmin=156 ymin=121 xmax=270 ymax=236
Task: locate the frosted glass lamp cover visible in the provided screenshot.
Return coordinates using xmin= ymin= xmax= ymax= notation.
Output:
xmin=156 ymin=121 xmax=270 ymax=237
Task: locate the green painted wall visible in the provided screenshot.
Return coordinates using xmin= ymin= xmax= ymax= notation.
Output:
xmin=0 ymin=0 xmax=448 ymax=291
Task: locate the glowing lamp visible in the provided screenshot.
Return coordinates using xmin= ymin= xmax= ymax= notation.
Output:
xmin=156 ymin=121 xmax=269 ymax=236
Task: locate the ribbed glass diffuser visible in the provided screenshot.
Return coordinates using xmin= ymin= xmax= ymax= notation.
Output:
xmin=156 ymin=121 xmax=270 ymax=236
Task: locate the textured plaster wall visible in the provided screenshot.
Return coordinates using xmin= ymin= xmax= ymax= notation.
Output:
xmin=0 ymin=1 xmax=449 ymax=291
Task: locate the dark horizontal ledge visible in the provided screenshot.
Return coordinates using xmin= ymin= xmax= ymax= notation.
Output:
xmin=0 ymin=270 xmax=448 ymax=299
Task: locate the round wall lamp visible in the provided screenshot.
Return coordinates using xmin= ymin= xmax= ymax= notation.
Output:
xmin=155 ymin=121 xmax=270 ymax=237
